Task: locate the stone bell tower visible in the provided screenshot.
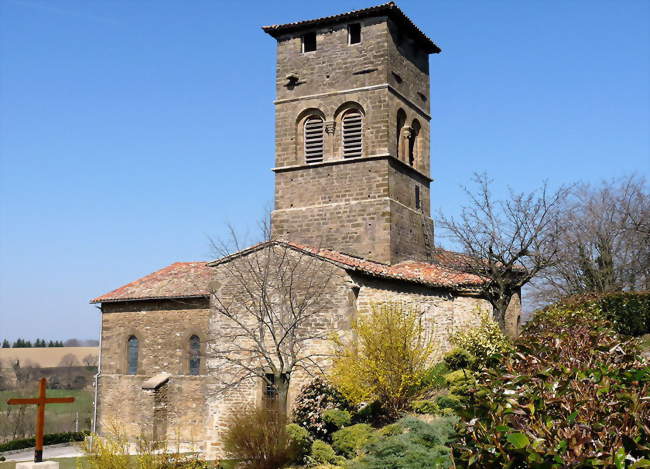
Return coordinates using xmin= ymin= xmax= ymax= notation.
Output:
xmin=263 ymin=2 xmax=440 ymax=265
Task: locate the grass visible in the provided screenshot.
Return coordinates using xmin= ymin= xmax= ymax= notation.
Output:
xmin=0 ymin=389 xmax=93 ymax=441
xmin=0 ymin=390 xmax=92 ymax=414
xmin=0 ymin=456 xmax=82 ymax=469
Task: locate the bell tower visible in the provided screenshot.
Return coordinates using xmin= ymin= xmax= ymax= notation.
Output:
xmin=263 ymin=2 xmax=440 ymax=265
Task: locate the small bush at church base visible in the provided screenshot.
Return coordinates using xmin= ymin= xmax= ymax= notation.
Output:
xmin=222 ymin=406 xmax=297 ymax=469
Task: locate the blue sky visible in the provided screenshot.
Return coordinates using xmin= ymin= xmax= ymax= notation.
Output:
xmin=1 ymin=0 xmax=648 ymax=342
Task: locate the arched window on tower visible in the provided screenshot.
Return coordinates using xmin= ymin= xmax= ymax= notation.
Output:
xmin=127 ymin=335 xmax=138 ymax=375
xmin=396 ymin=109 xmax=406 ymax=160
xmin=304 ymin=116 xmax=324 ymax=164
xmin=342 ymin=110 xmax=363 ymax=158
xmin=408 ymin=119 xmax=421 ymax=167
xmin=189 ymin=335 xmax=200 ymax=375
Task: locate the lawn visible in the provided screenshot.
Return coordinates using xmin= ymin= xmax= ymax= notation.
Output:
xmin=0 ymin=457 xmax=81 ymax=469
xmin=0 ymin=389 xmax=93 ymax=440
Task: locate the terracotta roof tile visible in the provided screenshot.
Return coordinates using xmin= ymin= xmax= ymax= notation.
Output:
xmin=92 ymin=243 xmax=488 ymax=305
xmin=90 ymin=262 xmax=211 ymax=304
xmin=209 ymin=241 xmax=487 ymax=290
xmin=262 ymin=2 xmax=441 ymax=54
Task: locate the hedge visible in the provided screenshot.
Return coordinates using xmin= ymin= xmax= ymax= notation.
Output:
xmin=0 ymin=431 xmax=89 ymax=453
xmin=544 ymin=291 xmax=650 ymax=336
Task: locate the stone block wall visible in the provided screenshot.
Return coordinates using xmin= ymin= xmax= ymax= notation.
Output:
xmin=100 ymin=298 xmax=210 ymax=376
xmin=97 ymin=374 xmax=210 ymax=450
xmin=275 ymin=17 xmax=389 ymax=101
xmin=352 ymin=275 xmax=492 ymax=357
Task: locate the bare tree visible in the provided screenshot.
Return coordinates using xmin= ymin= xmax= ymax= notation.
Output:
xmin=82 ymin=354 xmax=98 ymax=368
xmin=533 ymin=175 xmax=650 ymax=303
xmin=437 ymin=173 xmax=570 ymax=329
xmin=207 ymin=229 xmax=338 ymax=413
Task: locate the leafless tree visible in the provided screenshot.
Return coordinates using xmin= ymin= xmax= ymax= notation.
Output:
xmin=64 ymin=338 xmax=81 ymax=347
xmin=207 ymin=227 xmax=338 ymax=413
xmin=82 ymin=354 xmax=98 ymax=368
xmin=532 ymin=174 xmax=650 ymax=303
xmin=437 ymin=173 xmax=570 ymax=329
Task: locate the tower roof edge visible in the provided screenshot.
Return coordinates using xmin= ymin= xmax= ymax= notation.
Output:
xmin=261 ymin=2 xmax=441 ymax=54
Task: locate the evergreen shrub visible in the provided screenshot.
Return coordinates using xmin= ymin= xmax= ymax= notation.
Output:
xmin=292 ymin=377 xmax=352 ymax=440
xmin=349 ymin=416 xmax=456 ymax=469
xmin=331 ymin=423 xmax=375 ymax=459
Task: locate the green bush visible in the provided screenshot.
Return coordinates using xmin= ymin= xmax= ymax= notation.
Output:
xmin=411 ymin=400 xmax=439 ymax=415
xmin=349 ymin=416 xmax=456 ymax=469
xmin=0 ymin=431 xmax=89 ymax=452
xmin=455 ymin=307 xmax=650 ymax=467
xmin=286 ymin=423 xmax=311 ymax=464
xmin=309 ymin=440 xmax=342 ymax=466
xmin=449 ymin=311 xmax=512 ymax=369
xmin=420 ymin=362 xmax=450 ymax=389
xmin=443 ymin=348 xmax=475 ymax=371
xmin=322 ymin=409 xmax=352 ymax=431
xmin=331 ymin=423 xmax=375 ymax=459
xmin=549 ymin=291 xmax=650 ymax=336
xmin=292 ymin=377 xmax=353 ymax=440
xmin=435 ymin=395 xmax=462 ymax=411
xmin=443 ymin=369 xmax=475 ymax=395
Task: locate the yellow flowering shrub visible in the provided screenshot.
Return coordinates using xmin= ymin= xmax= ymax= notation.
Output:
xmin=329 ymin=302 xmax=437 ymax=418
xmin=449 ymin=310 xmax=512 ymax=368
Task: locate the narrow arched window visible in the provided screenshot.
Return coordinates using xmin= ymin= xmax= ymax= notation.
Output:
xmin=304 ymin=116 xmax=324 ymax=163
xmin=127 ymin=336 xmax=138 ymax=375
xmin=189 ymin=335 xmax=200 ymax=376
xmin=409 ymin=119 xmax=421 ymax=167
xmin=396 ymin=109 xmax=406 ymax=160
xmin=342 ymin=110 xmax=363 ymax=158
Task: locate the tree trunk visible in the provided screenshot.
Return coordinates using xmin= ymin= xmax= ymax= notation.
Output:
xmin=275 ymin=374 xmax=289 ymax=417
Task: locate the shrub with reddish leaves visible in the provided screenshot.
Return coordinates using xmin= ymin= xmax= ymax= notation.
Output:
xmin=455 ymin=308 xmax=650 ymax=467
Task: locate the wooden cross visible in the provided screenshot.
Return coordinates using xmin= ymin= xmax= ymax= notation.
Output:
xmin=7 ymin=377 xmax=75 ymax=463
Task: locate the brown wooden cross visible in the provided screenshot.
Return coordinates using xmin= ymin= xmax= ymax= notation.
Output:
xmin=7 ymin=377 xmax=75 ymax=463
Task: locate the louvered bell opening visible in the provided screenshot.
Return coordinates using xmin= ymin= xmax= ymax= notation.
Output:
xmin=304 ymin=117 xmax=324 ymax=164
xmin=342 ymin=112 xmax=363 ymax=158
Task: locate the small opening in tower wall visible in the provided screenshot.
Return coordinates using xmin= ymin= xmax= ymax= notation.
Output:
xmin=302 ymin=32 xmax=317 ymax=52
xmin=415 ymin=186 xmax=421 ymax=210
xmin=348 ymin=23 xmax=361 ymax=45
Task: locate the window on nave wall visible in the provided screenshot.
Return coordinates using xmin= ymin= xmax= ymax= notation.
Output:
xmin=189 ymin=335 xmax=201 ymax=375
xmin=127 ymin=335 xmax=138 ymax=375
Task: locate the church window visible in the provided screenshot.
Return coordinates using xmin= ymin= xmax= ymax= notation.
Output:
xmin=342 ymin=110 xmax=363 ymax=158
xmin=415 ymin=186 xmax=420 ymax=210
xmin=348 ymin=23 xmax=361 ymax=44
xmin=189 ymin=335 xmax=200 ymax=375
xmin=304 ymin=116 xmax=324 ymax=163
xmin=302 ymin=32 xmax=316 ymax=52
xmin=409 ymin=119 xmax=421 ymax=167
xmin=396 ymin=109 xmax=406 ymax=160
xmin=127 ymin=335 xmax=138 ymax=375
xmin=263 ymin=373 xmax=288 ymax=401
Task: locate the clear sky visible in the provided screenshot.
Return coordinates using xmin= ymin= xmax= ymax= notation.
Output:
xmin=1 ymin=0 xmax=648 ymax=342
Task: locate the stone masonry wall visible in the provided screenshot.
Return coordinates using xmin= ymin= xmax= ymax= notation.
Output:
xmin=100 ymin=298 xmax=210 ymax=375
xmin=205 ymin=246 xmax=356 ymax=459
xmin=97 ymin=374 xmax=210 ymax=451
xmin=97 ymin=298 xmax=212 ymax=449
xmin=352 ymin=275 xmax=493 ymax=357
xmin=275 ymin=17 xmax=389 ymax=102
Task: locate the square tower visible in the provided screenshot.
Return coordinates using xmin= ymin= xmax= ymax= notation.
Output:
xmin=263 ymin=2 xmax=440 ymax=265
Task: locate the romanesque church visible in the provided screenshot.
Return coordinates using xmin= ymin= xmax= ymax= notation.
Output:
xmin=91 ymin=2 xmax=521 ymax=459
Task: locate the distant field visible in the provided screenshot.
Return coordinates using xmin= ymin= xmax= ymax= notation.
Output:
xmin=0 ymin=347 xmax=98 ymax=368
xmin=0 ymin=389 xmax=92 ymax=414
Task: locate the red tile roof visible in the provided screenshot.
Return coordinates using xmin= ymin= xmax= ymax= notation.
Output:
xmin=91 ymin=243 xmax=488 ymax=304
xmin=262 ymin=2 xmax=441 ymax=54
xmin=90 ymin=262 xmax=212 ymax=304
xmin=209 ymin=241 xmax=487 ymax=290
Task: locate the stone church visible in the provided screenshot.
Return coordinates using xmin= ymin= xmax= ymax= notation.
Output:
xmin=91 ymin=2 xmax=521 ymax=459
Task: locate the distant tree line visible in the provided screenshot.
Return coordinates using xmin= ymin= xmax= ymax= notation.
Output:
xmin=1 ymin=338 xmax=99 ymax=348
